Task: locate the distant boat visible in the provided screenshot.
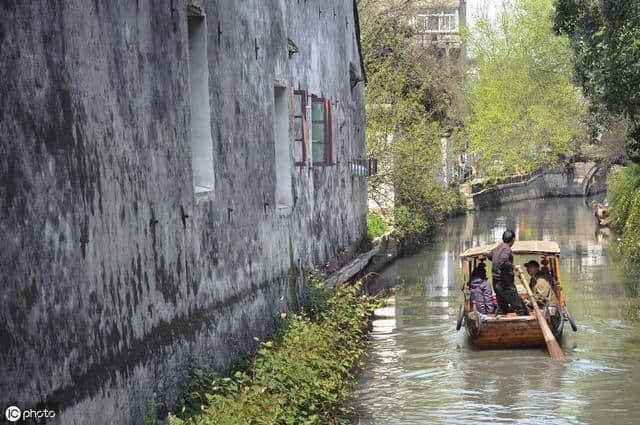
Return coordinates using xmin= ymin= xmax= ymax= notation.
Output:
xmin=595 ymin=201 xmax=610 ymax=226
xmin=456 ymin=241 xmax=577 ymax=349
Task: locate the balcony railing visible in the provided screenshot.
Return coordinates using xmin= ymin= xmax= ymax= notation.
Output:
xmin=349 ymin=158 xmax=378 ymax=177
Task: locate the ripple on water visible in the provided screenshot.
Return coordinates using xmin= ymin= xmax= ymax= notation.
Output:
xmin=352 ymin=198 xmax=640 ymax=425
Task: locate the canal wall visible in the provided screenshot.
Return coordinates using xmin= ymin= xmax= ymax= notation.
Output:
xmin=465 ymin=163 xmax=607 ymax=209
xmin=323 ymin=230 xmax=399 ymax=289
xmin=0 ymin=1 xmax=367 ymax=424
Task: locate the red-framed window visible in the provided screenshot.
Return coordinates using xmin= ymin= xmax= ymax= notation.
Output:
xmin=291 ymin=89 xmax=308 ymax=166
xmin=311 ymin=97 xmax=333 ymax=166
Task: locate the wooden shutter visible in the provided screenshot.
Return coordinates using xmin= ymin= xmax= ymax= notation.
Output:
xmin=301 ymin=93 xmax=308 ymax=166
xmin=292 ymin=89 xmax=308 ymax=166
xmin=290 ymin=87 xmax=295 ymax=131
xmin=324 ymin=98 xmax=332 ymax=165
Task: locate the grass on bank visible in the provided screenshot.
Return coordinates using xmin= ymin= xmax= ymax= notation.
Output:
xmin=366 ymin=212 xmax=389 ymax=240
xmin=150 ymin=276 xmax=379 ymax=425
xmin=608 ymin=163 xmax=640 ymax=265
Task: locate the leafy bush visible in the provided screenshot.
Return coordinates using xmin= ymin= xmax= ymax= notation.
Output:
xmin=608 ymin=164 xmax=640 ymax=264
xmin=162 ymin=280 xmax=378 ymax=425
xmin=394 ymin=187 xmax=464 ymax=250
xmin=366 ymin=213 xmax=389 ymax=240
xmin=303 ymin=272 xmax=335 ymax=319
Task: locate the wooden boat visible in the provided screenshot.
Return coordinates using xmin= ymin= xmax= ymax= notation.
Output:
xmin=456 ymin=241 xmax=577 ymax=349
xmin=595 ymin=201 xmax=610 ymax=226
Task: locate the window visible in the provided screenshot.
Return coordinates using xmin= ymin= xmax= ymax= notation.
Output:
xmin=273 ymin=86 xmax=293 ymax=209
xmin=311 ymin=97 xmax=332 ymax=166
xmin=427 ymin=15 xmax=439 ymax=31
xmin=187 ymin=10 xmax=215 ymax=194
xmin=291 ymin=90 xmax=308 ymax=165
xmin=441 ymin=14 xmax=458 ymax=31
xmin=414 ymin=11 xmax=459 ymax=33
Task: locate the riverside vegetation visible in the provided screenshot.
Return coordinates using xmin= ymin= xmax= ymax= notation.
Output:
xmin=607 ymin=164 xmax=640 ymax=266
xmin=366 ymin=212 xmax=389 ymax=240
xmin=143 ymin=275 xmax=379 ymax=425
xmin=465 ymin=0 xmax=587 ymax=177
xmin=359 ymin=0 xmax=465 ymax=247
xmin=554 ymin=0 xmax=640 ymax=265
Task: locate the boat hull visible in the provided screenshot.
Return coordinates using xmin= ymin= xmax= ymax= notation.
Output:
xmin=465 ymin=315 xmax=564 ymax=349
xmin=595 ymin=206 xmax=610 ymax=226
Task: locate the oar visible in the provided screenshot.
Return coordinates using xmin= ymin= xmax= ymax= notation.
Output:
xmin=515 ymin=266 xmax=566 ymax=361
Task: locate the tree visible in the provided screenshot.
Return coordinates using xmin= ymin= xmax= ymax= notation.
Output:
xmin=359 ymin=0 xmax=465 ymax=245
xmin=554 ymin=0 xmax=640 ymax=162
xmin=465 ymin=0 xmax=587 ymax=177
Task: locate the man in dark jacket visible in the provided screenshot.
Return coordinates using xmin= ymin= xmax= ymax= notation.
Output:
xmin=489 ymin=230 xmax=527 ymax=315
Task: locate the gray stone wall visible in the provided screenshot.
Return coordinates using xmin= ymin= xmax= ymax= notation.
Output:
xmin=0 ymin=1 xmax=367 ymax=423
xmin=468 ymin=164 xmax=607 ymax=209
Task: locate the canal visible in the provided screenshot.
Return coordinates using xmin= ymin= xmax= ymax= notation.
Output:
xmin=353 ymin=197 xmax=640 ymax=425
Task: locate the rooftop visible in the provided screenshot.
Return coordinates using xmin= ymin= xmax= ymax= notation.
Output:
xmin=460 ymin=241 xmax=561 ymax=258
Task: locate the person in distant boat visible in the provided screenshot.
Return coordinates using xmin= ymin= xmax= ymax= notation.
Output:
xmin=469 ymin=263 xmax=494 ymax=314
xmin=488 ymin=230 xmax=528 ymax=316
xmin=524 ymin=260 xmax=558 ymax=307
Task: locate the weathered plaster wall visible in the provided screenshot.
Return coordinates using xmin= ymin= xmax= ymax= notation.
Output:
xmin=0 ymin=1 xmax=367 ymax=424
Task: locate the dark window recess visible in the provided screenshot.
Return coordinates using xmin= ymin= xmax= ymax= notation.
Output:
xmin=349 ymin=158 xmax=378 ymax=177
xmin=311 ymin=97 xmax=333 ymax=166
xmin=291 ymin=89 xmax=308 ymax=166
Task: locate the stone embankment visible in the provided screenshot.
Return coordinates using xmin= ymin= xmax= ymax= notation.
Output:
xmin=324 ymin=230 xmax=398 ymax=288
xmin=462 ymin=162 xmax=608 ymax=210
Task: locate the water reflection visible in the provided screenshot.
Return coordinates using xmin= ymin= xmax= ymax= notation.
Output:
xmin=353 ymin=198 xmax=640 ymax=425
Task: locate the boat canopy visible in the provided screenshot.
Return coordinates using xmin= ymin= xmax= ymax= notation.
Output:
xmin=460 ymin=241 xmax=561 ymax=259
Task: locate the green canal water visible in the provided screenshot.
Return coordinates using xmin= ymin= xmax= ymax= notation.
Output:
xmin=353 ymin=197 xmax=640 ymax=425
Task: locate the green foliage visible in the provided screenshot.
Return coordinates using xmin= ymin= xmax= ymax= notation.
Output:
xmin=141 ymin=399 xmax=172 ymax=425
xmin=608 ymin=164 xmax=640 ymax=264
xmin=466 ymin=0 xmax=587 ymax=177
xmin=303 ymin=272 xmax=335 ymax=319
xmin=393 ymin=186 xmax=464 ymax=249
xmin=178 ymin=356 xmax=218 ymax=418
xmin=554 ymin=0 xmax=640 ymax=162
xmin=142 ymin=399 xmax=159 ymax=425
xmin=366 ymin=213 xmax=389 ymax=240
xmin=360 ymin=1 xmax=465 ymax=243
xmin=166 ymin=280 xmax=378 ymax=425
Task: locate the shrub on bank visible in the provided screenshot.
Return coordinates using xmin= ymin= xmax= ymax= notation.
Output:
xmin=366 ymin=212 xmax=389 ymax=240
xmin=157 ymin=279 xmax=378 ymax=425
xmin=608 ymin=164 xmax=640 ymax=264
xmin=394 ymin=186 xmax=465 ymax=250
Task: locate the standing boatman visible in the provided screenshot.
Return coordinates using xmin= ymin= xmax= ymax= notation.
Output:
xmin=488 ymin=230 xmax=527 ymax=316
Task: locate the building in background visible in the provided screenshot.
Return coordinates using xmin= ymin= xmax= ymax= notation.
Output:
xmin=411 ymin=0 xmax=467 ymax=59
xmin=414 ymin=1 xmax=468 ymax=183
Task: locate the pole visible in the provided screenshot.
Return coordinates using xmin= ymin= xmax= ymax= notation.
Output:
xmin=516 ymin=266 xmax=566 ymax=361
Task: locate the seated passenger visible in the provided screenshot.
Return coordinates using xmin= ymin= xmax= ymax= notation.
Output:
xmin=469 ymin=263 xmax=495 ymax=314
xmin=524 ymin=260 xmax=558 ymax=307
